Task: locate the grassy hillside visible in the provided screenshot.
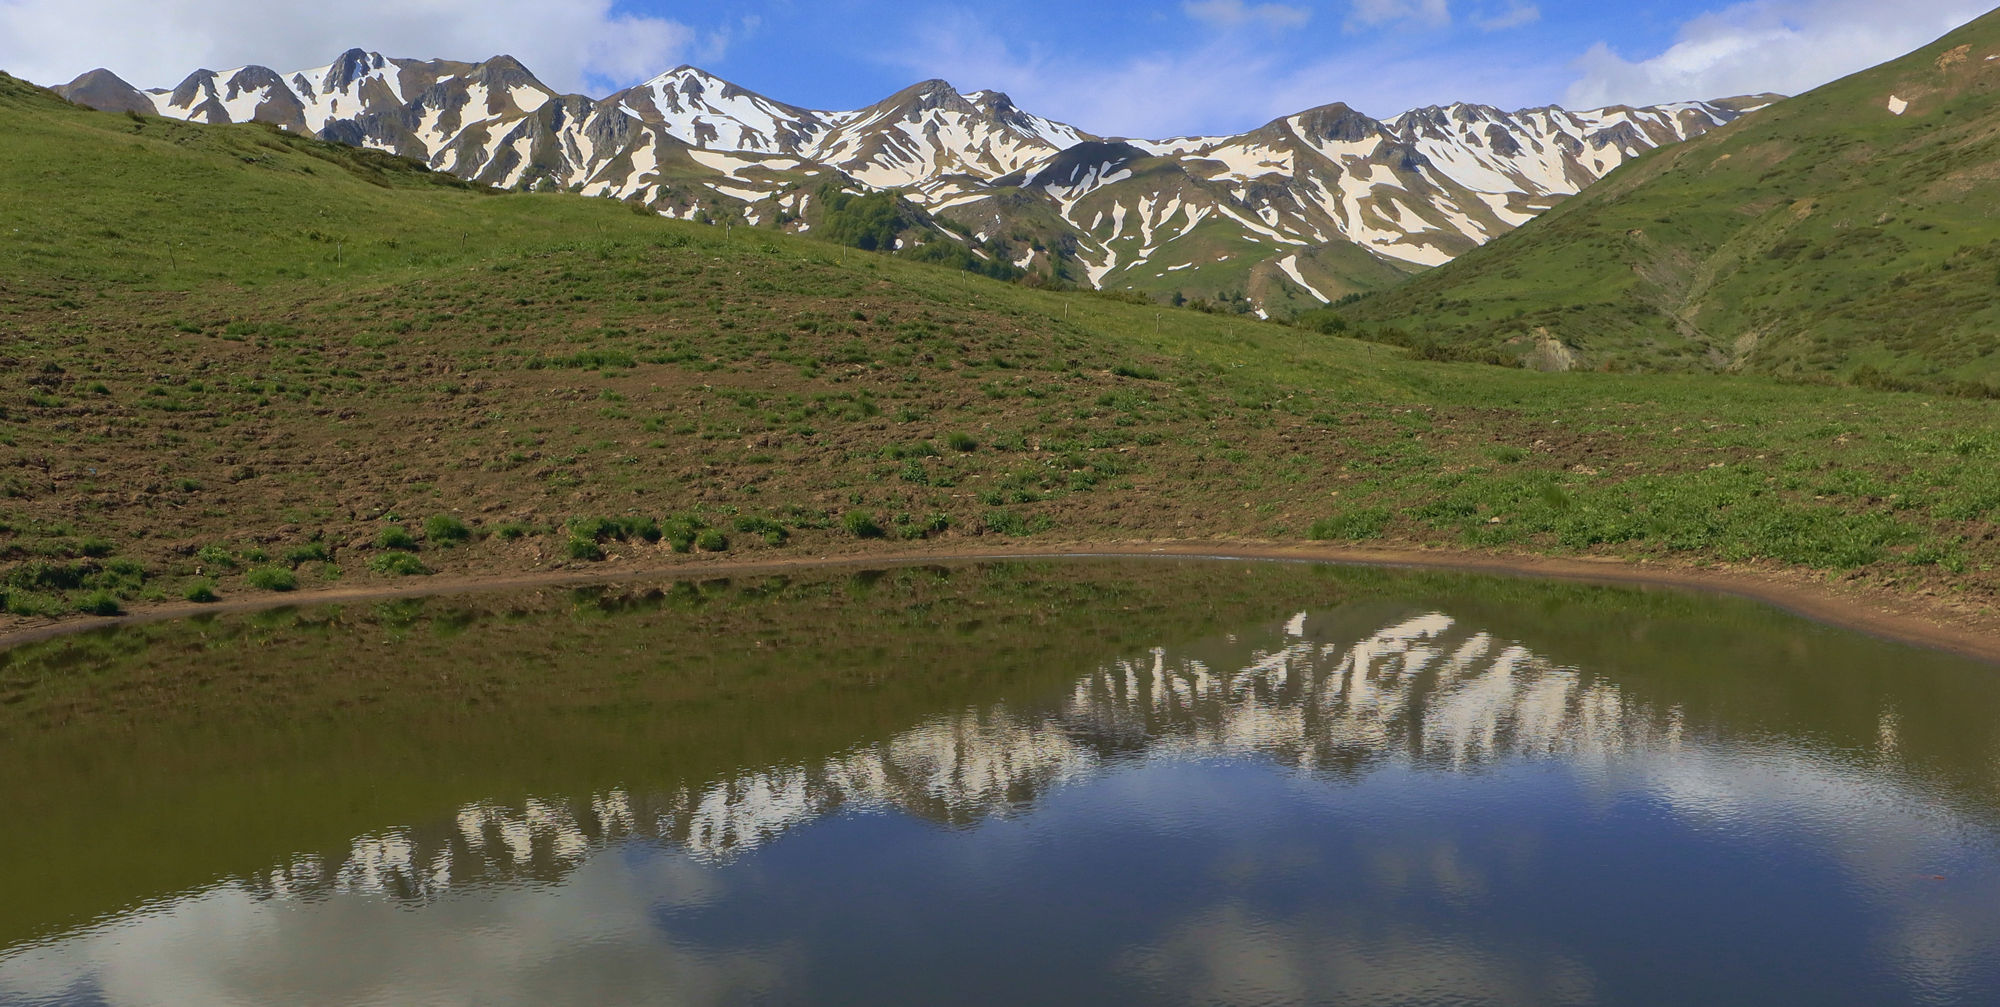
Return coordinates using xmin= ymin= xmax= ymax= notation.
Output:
xmin=1345 ymin=13 xmax=2000 ymax=388
xmin=3 ymin=71 xmax=1999 ymax=628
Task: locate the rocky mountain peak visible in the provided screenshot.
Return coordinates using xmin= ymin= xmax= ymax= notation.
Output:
xmin=470 ymin=54 xmax=547 ymax=94
xmin=1290 ymin=101 xmax=1383 ymax=143
xmin=52 ymin=68 xmax=156 ymax=116
xmin=321 ymin=48 xmax=386 ymax=94
xmin=60 ymin=47 xmax=1761 ymax=310
xmin=876 ymin=78 xmax=967 ymax=116
xmin=168 ymin=68 xmax=220 ymax=107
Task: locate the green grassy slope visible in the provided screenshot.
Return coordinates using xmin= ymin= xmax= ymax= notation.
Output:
xmin=3 ymin=71 xmax=1999 ymax=627
xmin=1347 ymin=13 xmax=2000 ymax=387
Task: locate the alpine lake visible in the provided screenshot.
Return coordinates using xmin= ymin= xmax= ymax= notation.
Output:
xmin=1 ymin=558 xmax=1996 ymax=1006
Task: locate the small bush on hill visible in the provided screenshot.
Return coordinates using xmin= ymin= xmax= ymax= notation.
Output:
xmin=1309 ymin=508 xmax=1392 ymax=541
xmin=368 ymin=552 xmax=429 ymax=576
xmin=285 ymin=541 xmax=332 ymax=565
xmin=425 ymin=514 xmax=472 ymax=545
xmin=75 ymin=590 xmax=122 ymax=616
xmin=843 ymin=510 xmax=885 ymax=539
xmin=734 ymin=516 xmax=790 ymax=546
xmin=245 ymin=566 xmax=297 ymax=591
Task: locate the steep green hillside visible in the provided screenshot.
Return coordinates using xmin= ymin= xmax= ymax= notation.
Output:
xmin=3 ymin=71 xmax=1999 ymax=631
xmin=1348 ymin=13 xmax=2000 ymax=388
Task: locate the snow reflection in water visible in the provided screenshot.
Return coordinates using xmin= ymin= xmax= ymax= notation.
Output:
xmin=4 ymin=602 xmax=1998 ymax=1007
xmin=216 ymin=609 xmax=1945 ymax=900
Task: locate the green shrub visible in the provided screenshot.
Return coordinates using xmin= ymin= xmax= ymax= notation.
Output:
xmin=77 ymin=536 xmax=115 ymax=558
xmin=947 ymin=432 xmax=978 ymax=452
xmin=425 ymin=514 xmax=472 ymax=545
xmin=184 ymin=580 xmax=220 ymax=603
xmin=495 ymin=521 xmax=532 ymax=540
xmin=843 ymin=510 xmax=885 ymax=539
xmin=196 ymin=544 xmax=237 ymax=569
xmin=76 ymin=590 xmax=123 ymax=616
xmin=377 ymin=525 xmax=418 ymax=551
xmin=245 ymin=566 xmax=297 ymax=591
xmin=696 ymin=529 xmax=729 ymax=552
xmin=368 ymin=552 xmax=430 ymax=576
xmin=566 ymin=536 xmax=606 ymax=561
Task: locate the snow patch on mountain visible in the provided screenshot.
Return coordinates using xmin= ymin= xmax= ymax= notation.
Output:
xmin=55 ymin=51 xmax=1768 ymax=309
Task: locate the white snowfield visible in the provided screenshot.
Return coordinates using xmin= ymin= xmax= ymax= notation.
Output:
xmin=108 ymin=49 xmax=1763 ymax=306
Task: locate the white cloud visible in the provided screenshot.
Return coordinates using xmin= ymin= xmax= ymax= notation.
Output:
xmin=881 ymin=9 xmax=1563 ymax=137
xmin=0 ymin=0 xmax=710 ymax=94
xmin=1474 ymin=3 xmax=1540 ymax=32
xmin=1565 ymin=0 xmax=1990 ymax=108
xmin=1185 ymin=0 xmax=1313 ymax=30
xmin=1348 ymin=0 xmax=1452 ymax=29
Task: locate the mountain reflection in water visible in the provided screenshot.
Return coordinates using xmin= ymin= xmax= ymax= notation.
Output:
xmin=0 ymin=560 xmax=1996 ymax=1006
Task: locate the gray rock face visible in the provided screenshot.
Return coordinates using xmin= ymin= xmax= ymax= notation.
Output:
xmin=52 ymin=68 xmax=157 ymax=116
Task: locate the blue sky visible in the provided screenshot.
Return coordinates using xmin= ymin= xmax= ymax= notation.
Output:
xmin=1 ymin=0 xmax=1991 ymax=135
xmin=647 ymin=1 xmax=1711 ymax=123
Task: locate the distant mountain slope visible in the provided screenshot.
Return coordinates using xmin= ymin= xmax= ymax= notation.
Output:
xmin=47 ymin=51 xmax=1761 ymax=311
xmin=1346 ymin=13 xmax=2000 ymax=385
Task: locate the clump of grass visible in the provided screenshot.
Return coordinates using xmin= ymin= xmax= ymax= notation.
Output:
xmin=948 ymin=432 xmax=978 ymax=452
xmin=494 ymin=521 xmax=533 ymax=540
xmin=733 ymin=516 xmax=790 ymax=546
xmin=896 ymin=512 xmax=952 ymax=540
xmin=284 ymin=541 xmax=332 ymax=566
xmin=367 ymin=552 xmax=429 ymax=576
xmin=3 ymin=591 xmax=64 ymax=618
xmin=566 ymin=536 xmax=606 ymax=561
xmin=981 ymin=509 xmax=1050 ymax=537
xmin=1488 ymin=445 xmax=1528 ymax=464
xmin=75 ymin=590 xmax=123 ymax=616
xmin=76 ymin=536 xmax=115 ymax=558
xmin=1308 ymin=508 xmax=1392 ymax=541
xmin=196 ymin=544 xmax=237 ymax=569
xmin=377 ymin=525 xmax=418 ymax=551
xmin=571 ymin=516 xmax=663 ymax=544
xmin=843 ymin=510 xmax=885 ymax=539
xmin=184 ymin=580 xmax=220 ymax=603
xmin=425 ymin=514 xmax=472 ymax=546
xmin=663 ymin=515 xmax=707 ymax=553
xmin=696 ymin=529 xmax=729 ymax=552
xmin=7 ymin=560 xmax=90 ymax=592
xmin=245 ymin=566 xmax=297 ymax=592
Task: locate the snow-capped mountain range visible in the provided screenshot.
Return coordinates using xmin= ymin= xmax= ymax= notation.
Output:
xmin=51 ymin=51 xmax=1774 ymax=308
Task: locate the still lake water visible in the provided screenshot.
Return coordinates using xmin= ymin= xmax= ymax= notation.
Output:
xmin=1 ymin=559 xmax=1997 ymax=1005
